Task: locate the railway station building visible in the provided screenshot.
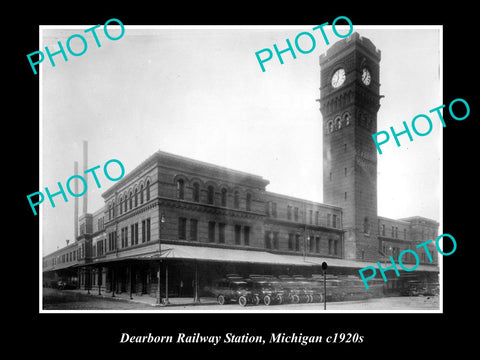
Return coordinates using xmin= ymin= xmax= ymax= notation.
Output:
xmin=42 ymin=32 xmax=440 ymax=302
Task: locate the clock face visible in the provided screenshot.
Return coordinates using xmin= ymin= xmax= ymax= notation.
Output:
xmin=362 ymin=67 xmax=371 ymax=86
xmin=331 ymin=68 xmax=346 ymax=88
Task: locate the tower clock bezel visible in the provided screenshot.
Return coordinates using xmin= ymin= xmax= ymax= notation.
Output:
xmin=361 ymin=67 xmax=371 ymax=86
xmin=331 ymin=68 xmax=346 ymax=88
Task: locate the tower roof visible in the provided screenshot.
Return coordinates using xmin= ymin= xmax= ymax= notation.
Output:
xmin=319 ymin=32 xmax=381 ymax=65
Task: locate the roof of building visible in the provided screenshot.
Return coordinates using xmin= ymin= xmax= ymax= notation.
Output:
xmin=102 ymin=149 xmax=270 ymax=198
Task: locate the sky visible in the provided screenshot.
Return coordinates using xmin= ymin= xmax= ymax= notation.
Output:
xmin=40 ymin=25 xmax=442 ymax=255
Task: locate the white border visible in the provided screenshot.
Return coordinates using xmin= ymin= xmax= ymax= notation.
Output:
xmin=39 ymin=24 xmax=443 ymax=314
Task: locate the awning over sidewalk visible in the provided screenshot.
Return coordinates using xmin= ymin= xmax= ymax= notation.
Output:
xmin=129 ymin=244 xmax=439 ymax=272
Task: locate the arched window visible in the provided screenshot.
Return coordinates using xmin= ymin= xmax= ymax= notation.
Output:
xmin=119 ymin=196 xmax=123 ymax=215
xmin=134 ymin=188 xmax=138 ymax=207
xmin=112 ymin=201 xmax=115 ymax=218
xmin=108 ymin=203 xmax=112 ymax=220
xmin=124 ymin=193 xmax=127 ymax=212
xmin=192 ymin=183 xmax=200 ymax=202
xmin=146 ymin=180 xmax=150 ymax=201
xmin=207 ymin=185 xmax=214 ymax=204
xmin=343 ymin=111 xmax=351 ymax=126
xmin=140 ymin=184 xmax=144 ymax=204
xmin=129 ymin=191 xmax=133 ymax=210
xmin=246 ymin=193 xmax=252 ymax=211
xmin=221 ymin=188 xmax=227 ymax=207
xmin=176 ymin=179 xmax=185 ymax=200
xmin=335 ymin=116 xmax=342 ymax=129
xmin=328 ymin=120 xmax=333 ymax=133
xmin=234 ymin=191 xmax=240 ymax=209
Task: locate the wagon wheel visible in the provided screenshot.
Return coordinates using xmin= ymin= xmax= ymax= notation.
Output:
xmin=238 ymin=295 xmax=247 ymax=307
xmin=253 ymin=295 xmax=260 ymax=305
xmin=264 ymin=295 xmax=272 ymax=306
xmin=217 ymin=295 xmax=226 ymax=305
xmin=292 ymin=294 xmax=300 ymax=304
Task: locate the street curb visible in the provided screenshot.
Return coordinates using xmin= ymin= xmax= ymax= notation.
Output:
xmin=80 ymin=291 xmax=218 ymax=307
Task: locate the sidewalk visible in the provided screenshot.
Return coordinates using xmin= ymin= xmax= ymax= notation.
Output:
xmin=71 ymin=289 xmax=218 ymax=307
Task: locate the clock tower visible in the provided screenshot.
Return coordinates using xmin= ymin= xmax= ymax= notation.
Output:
xmin=319 ymin=32 xmax=382 ymax=261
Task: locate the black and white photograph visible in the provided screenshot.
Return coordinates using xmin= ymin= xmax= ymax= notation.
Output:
xmin=16 ymin=5 xmax=477 ymax=355
xmin=39 ymin=25 xmax=443 ymax=313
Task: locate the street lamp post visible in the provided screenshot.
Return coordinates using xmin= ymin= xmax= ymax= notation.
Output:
xmin=321 ymin=262 xmax=328 ymax=310
xmin=156 ymin=213 xmax=166 ymax=305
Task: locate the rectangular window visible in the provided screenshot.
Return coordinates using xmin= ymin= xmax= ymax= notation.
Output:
xmin=294 ymin=207 xmax=299 ymax=222
xmin=395 ymin=227 xmax=398 ymax=239
xmin=334 ymin=240 xmax=338 ymax=255
xmin=315 ymin=237 xmax=320 ymax=253
xmin=121 ymin=228 xmax=125 ymax=248
xmin=130 ymin=225 xmax=134 ymax=246
xmin=146 ymin=218 xmax=151 ymax=242
xmin=178 ymin=217 xmax=187 ymax=240
xmin=288 ymin=233 xmax=294 ymax=250
xmin=332 ymin=214 xmax=337 ymax=228
xmin=327 ymin=214 xmax=331 ymax=227
xmin=309 ymin=236 xmax=315 ymax=252
xmin=190 ymin=219 xmax=198 ymax=241
xmin=265 ymin=202 xmax=270 ymax=216
xmin=235 ymin=225 xmax=241 ymax=245
xmin=265 ymin=231 xmax=272 ymax=249
xmin=134 ymin=223 xmax=138 ymax=245
xmin=244 ymin=226 xmax=250 ymax=246
xmin=219 ymin=223 xmax=226 ymax=243
xmin=287 ymin=205 xmax=292 ymax=220
xmin=309 ymin=210 xmax=313 ymax=224
xmin=295 ymin=234 xmax=300 ymax=251
xmin=328 ymin=239 xmax=333 ymax=254
xmin=273 ymin=232 xmax=279 ymax=250
xmin=272 ymin=202 xmax=277 ymax=218
xmin=315 ymin=211 xmax=319 ymax=225
xmin=142 ymin=220 xmax=146 ymax=243
xmin=382 ymin=224 xmax=385 ymax=236
xmin=208 ymin=221 xmax=215 ymax=242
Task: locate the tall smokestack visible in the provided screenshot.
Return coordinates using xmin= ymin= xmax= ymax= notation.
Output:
xmin=82 ymin=140 xmax=88 ymax=214
xmin=74 ymin=161 xmax=79 ymax=240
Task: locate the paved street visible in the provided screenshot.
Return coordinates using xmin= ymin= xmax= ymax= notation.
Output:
xmin=42 ymin=288 xmax=439 ymax=311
